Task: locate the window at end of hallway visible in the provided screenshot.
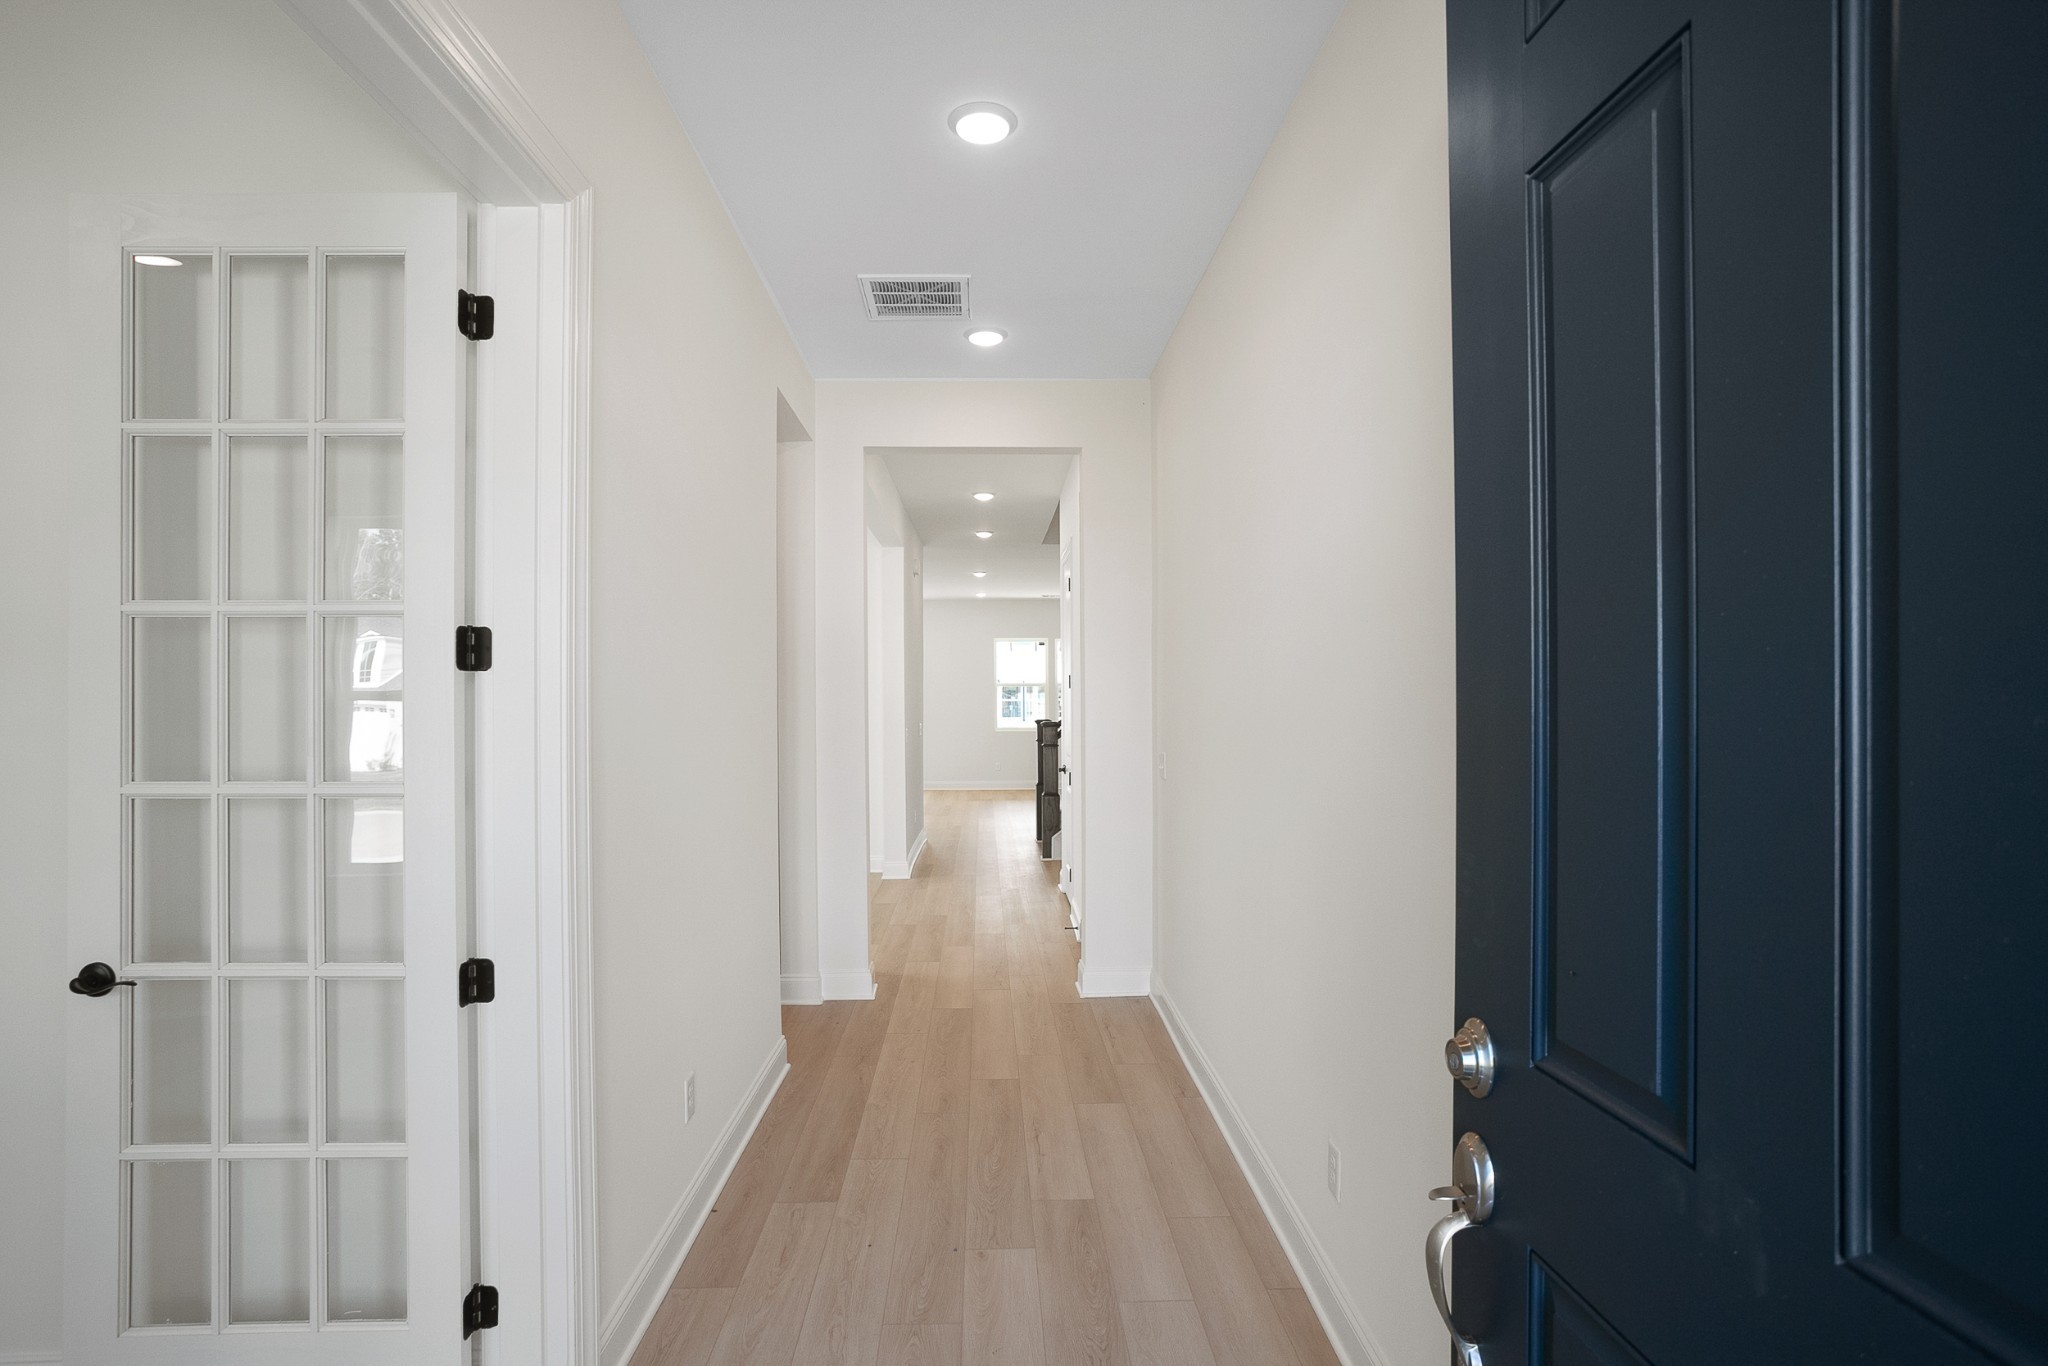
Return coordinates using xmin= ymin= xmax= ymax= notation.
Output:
xmin=995 ymin=637 xmax=1048 ymax=730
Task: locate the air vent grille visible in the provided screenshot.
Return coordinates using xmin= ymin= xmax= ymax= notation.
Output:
xmin=859 ymin=275 xmax=970 ymax=319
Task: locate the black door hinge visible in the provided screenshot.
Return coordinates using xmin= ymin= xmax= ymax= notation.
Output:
xmin=458 ymin=289 xmax=495 ymax=341
xmin=459 ymin=957 xmax=496 ymax=1007
xmin=463 ymin=1283 xmax=500 ymax=1338
xmin=456 ymin=625 xmax=493 ymax=672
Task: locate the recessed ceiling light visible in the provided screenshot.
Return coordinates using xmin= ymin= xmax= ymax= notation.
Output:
xmin=975 ymin=531 xmax=993 ymax=539
xmin=973 ymin=492 xmax=995 ymax=501
xmin=976 ymin=592 xmax=987 ymax=598
xmin=973 ymin=572 xmax=987 ymax=578
xmin=966 ymin=328 xmax=1007 ymax=348
xmin=133 ymin=255 xmax=184 ymax=267
xmin=949 ymin=102 xmax=1016 ymax=145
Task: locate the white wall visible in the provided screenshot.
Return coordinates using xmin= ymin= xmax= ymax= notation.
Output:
xmin=0 ymin=4 xmax=462 ymax=1355
xmin=440 ymin=0 xmax=816 ymax=1333
xmin=1148 ymin=3 xmax=1456 ymax=1364
xmin=864 ymin=454 xmax=925 ymax=874
xmin=924 ymin=598 xmax=1063 ymax=788
xmin=814 ymin=382 xmax=1152 ymax=998
xmin=779 ymin=439 xmax=820 ymax=1002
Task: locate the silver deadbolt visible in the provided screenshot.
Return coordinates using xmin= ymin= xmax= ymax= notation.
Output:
xmin=1425 ymin=1131 xmax=1495 ymax=1366
xmin=1444 ymin=1017 xmax=1496 ymax=1097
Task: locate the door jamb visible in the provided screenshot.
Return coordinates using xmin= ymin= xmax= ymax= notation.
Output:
xmin=272 ymin=2 xmax=596 ymax=1361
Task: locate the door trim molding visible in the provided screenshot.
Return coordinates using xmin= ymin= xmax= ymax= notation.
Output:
xmin=1153 ymin=984 xmax=1389 ymax=1366
xmin=273 ymin=4 xmax=596 ymax=1363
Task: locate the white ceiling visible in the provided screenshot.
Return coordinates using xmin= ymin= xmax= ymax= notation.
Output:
xmin=614 ymin=0 xmax=1344 ymax=379
xmin=879 ymin=448 xmax=1072 ymax=598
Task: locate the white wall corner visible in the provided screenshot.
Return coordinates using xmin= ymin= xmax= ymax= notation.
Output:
xmin=1077 ymin=966 xmax=1151 ymax=998
xmin=596 ymin=1035 xmax=789 ymax=1366
xmin=1151 ymin=986 xmax=1393 ymax=1366
xmin=819 ymin=970 xmax=879 ymax=1001
xmin=780 ymin=974 xmax=824 ymax=1006
xmin=882 ymin=827 xmax=928 ymax=881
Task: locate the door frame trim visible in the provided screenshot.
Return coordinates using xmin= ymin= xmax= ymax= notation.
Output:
xmin=270 ymin=3 xmax=596 ymax=1361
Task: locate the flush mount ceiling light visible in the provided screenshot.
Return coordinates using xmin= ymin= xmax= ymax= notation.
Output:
xmin=975 ymin=531 xmax=993 ymax=539
xmin=973 ymin=572 xmax=988 ymax=578
xmin=949 ymin=101 xmax=1017 ymax=145
xmin=133 ymin=255 xmax=184 ymax=267
xmin=973 ymin=492 xmax=995 ymax=501
xmin=966 ymin=328 xmax=1007 ymax=348
xmin=977 ymin=592 xmax=988 ymax=598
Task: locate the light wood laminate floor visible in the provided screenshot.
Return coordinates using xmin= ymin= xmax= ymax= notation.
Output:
xmin=632 ymin=791 xmax=1341 ymax=1366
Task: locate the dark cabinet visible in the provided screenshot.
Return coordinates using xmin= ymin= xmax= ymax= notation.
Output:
xmin=1034 ymin=719 xmax=1061 ymax=859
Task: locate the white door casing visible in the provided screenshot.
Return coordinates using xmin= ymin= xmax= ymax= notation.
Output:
xmin=66 ymin=194 xmax=470 ymax=1364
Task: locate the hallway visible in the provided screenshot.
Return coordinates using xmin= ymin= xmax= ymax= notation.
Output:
xmin=631 ymin=791 xmax=1339 ymax=1365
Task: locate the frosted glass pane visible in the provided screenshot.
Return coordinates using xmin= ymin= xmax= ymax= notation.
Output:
xmin=131 ymin=798 xmax=212 ymax=964
xmin=229 ymin=1160 xmax=311 ymax=1324
xmin=132 ymin=254 xmax=215 ymax=420
xmin=226 ymin=616 xmax=308 ymax=782
xmin=324 ymin=979 xmax=403 ymax=1142
xmin=228 ymin=255 xmax=309 ymax=420
xmin=323 ymin=617 xmax=404 ymax=781
xmin=228 ymin=978 xmax=309 ymax=1144
xmin=228 ymin=436 xmax=309 ymax=601
xmin=129 ymin=1161 xmax=212 ymax=1328
xmin=132 ymin=437 xmax=214 ymax=601
xmin=227 ymin=798 xmax=308 ymax=963
xmin=325 ymin=256 xmax=404 ymax=420
xmin=327 ymin=1159 xmax=405 ymax=1322
xmin=132 ymin=980 xmax=211 ymax=1145
xmin=323 ymin=437 xmax=403 ymax=602
xmin=132 ymin=616 xmax=212 ymax=782
xmin=323 ymin=798 xmax=402 ymax=963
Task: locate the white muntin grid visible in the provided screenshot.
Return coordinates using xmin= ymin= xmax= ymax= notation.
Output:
xmin=116 ymin=244 xmax=414 ymax=1336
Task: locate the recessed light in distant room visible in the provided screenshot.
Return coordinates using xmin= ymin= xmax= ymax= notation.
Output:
xmin=949 ymin=102 xmax=1016 ymax=145
xmin=975 ymin=531 xmax=993 ymax=539
xmin=966 ymin=328 xmax=1007 ymax=348
xmin=973 ymin=492 xmax=995 ymax=501
xmin=977 ymin=592 xmax=987 ymax=598
xmin=973 ymin=572 xmax=987 ymax=578
xmin=133 ymin=255 xmax=184 ymax=267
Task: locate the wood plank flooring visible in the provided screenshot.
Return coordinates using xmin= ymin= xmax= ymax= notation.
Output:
xmin=631 ymin=790 xmax=1338 ymax=1366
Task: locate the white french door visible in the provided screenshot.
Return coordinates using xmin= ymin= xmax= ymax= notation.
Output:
xmin=65 ymin=195 xmax=471 ymax=1363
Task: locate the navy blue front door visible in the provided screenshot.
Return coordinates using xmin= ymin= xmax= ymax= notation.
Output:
xmin=1447 ymin=2 xmax=2048 ymax=1361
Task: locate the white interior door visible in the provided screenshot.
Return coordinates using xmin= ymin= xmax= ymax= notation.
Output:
xmin=65 ymin=195 xmax=470 ymax=1364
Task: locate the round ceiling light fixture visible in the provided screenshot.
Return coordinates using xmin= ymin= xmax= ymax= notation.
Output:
xmin=976 ymin=592 xmax=987 ymax=598
xmin=133 ymin=254 xmax=184 ymax=267
xmin=975 ymin=531 xmax=994 ymax=539
xmin=973 ymin=492 xmax=995 ymax=501
xmin=966 ymin=328 xmax=1007 ymax=348
xmin=949 ymin=102 xmax=1017 ymax=145
xmin=973 ymin=572 xmax=988 ymax=578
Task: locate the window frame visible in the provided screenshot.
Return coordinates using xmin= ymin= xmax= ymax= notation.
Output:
xmin=993 ymin=636 xmax=1050 ymax=732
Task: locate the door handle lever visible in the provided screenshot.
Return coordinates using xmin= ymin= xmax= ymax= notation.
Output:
xmin=69 ymin=962 xmax=136 ymax=997
xmin=1425 ymin=1133 xmax=1495 ymax=1366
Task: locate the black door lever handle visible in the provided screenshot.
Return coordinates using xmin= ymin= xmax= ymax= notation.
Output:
xmin=69 ymin=962 xmax=136 ymax=997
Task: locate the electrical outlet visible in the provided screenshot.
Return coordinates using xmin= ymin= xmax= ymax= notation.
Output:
xmin=1327 ymin=1139 xmax=1342 ymax=1202
xmin=684 ymin=1072 xmax=697 ymax=1124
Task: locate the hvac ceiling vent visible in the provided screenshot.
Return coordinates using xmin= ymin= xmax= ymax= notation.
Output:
xmin=859 ymin=275 xmax=970 ymax=320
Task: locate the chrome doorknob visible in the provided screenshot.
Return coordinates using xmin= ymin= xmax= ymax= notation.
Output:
xmin=1425 ymin=1132 xmax=1494 ymax=1366
xmin=1444 ymin=1017 xmax=1495 ymax=1097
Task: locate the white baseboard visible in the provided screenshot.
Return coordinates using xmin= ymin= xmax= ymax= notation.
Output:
xmin=781 ymin=973 xmax=823 ymax=1005
xmin=598 ymin=1035 xmax=790 ymax=1366
xmin=820 ymin=969 xmax=877 ymax=1000
xmin=1077 ymin=967 xmax=1150 ymax=997
xmin=1152 ymin=986 xmax=1389 ymax=1366
xmin=923 ymin=780 xmax=1033 ymax=790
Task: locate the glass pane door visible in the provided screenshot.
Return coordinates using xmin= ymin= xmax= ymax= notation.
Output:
xmin=121 ymin=247 xmax=412 ymax=1334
